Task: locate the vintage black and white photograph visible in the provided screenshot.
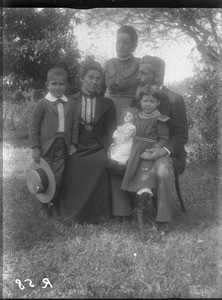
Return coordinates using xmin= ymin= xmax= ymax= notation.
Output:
xmin=2 ymin=1 xmax=222 ymax=298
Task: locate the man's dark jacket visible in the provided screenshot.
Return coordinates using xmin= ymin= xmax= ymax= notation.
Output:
xmin=132 ymin=86 xmax=188 ymax=174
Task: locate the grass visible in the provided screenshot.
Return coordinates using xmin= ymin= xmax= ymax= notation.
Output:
xmin=2 ymin=130 xmax=222 ymax=298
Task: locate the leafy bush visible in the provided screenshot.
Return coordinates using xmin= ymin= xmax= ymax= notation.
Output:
xmin=3 ymin=8 xmax=81 ymax=93
xmin=3 ymin=78 xmax=38 ymax=130
xmin=169 ymin=64 xmax=219 ymax=165
xmin=3 ymin=8 xmax=82 ymax=131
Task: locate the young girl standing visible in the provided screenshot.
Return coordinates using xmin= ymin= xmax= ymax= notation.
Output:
xmin=121 ymin=85 xmax=170 ymax=228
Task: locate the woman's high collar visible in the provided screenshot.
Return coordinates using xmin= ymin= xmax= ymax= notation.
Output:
xmin=81 ymin=89 xmax=97 ymax=99
xmin=116 ymin=54 xmax=133 ymax=62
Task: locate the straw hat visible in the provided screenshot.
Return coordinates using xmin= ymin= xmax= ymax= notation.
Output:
xmin=26 ymin=158 xmax=56 ymax=203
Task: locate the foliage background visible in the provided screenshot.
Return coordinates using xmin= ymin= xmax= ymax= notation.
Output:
xmin=3 ymin=8 xmax=81 ymax=132
xmin=2 ymin=6 xmax=222 ymax=298
xmin=2 ymin=7 xmax=221 ymax=164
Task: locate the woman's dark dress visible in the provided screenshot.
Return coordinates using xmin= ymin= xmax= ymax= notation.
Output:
xmin=101 ymin=56 xmax=141 ymax=216
xmin=59 ymin=92 xmax=116 ymax=224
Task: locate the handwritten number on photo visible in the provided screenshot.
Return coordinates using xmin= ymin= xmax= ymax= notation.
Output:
xmin=24 ymin=279 xmax=35 ymax=287
xmin=15 ymin=279 xmax=25 ymax=290
xmin=15 ymin=278 xmax=53 ymax=290
xmin=42 ymin=278 xmax=53 ymax=289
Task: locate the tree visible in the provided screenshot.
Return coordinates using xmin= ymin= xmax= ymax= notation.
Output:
xmin=79 ymin=7 xmax=222 ymax=164
xmin=170 ymin=64 xmax=219 ymax=164
xmin=2 ymin=7 xmax=82 ymax=130
xmin=3 ymin=8 xmax=81 ymax=92
xmin=79 ymin=8 xmax=222 ymax=71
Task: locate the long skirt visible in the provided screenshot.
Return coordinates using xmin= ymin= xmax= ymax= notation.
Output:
xmin=59 ymin=145 xmax=111 ymax=224
xmin=105 ymin=94 xmax=134 ymax=216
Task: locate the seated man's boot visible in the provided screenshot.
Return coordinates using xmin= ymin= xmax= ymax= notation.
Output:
xmin=136 ymin=193 xmax=150 ymax=232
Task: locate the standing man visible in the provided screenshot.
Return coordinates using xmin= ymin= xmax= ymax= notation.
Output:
xmin=132 ymin=55 xmax=188 ymax=225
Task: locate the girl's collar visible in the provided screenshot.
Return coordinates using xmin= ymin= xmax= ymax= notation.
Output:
xmin=140 ymin=109 xmax=160 ymax=119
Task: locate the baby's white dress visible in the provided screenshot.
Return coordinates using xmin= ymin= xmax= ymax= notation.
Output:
xmin=109 ymin=122 xmax=136 ymax=165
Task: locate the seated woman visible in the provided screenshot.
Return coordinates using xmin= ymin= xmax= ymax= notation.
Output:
xmin=59 ymin=60 xmax=116 ymax=224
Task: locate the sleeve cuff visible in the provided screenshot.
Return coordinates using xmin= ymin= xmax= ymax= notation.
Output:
xmin=71 ymin=138 xmax=78 ymax=145
xmin=164 ymin=147 xmax=171 ymax=156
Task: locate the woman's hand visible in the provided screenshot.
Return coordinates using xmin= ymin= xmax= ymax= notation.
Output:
xmin=32 ymin=147 xmax=40 ymax=163
xmin=145 ymin=148 xmax=168 ymax=160
xmin=69 ymin=144 xmax=77 ymax=155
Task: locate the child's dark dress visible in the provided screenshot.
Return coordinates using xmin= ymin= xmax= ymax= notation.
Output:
xmin=121 ymin=110 xmax=169 ymax=193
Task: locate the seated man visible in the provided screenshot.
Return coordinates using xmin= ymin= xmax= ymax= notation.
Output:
xmin=132 ymin=55 xmax=188 ymax=224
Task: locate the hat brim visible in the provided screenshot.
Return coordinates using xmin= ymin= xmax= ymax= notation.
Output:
xmin=26 ymin=158 xmax=56 ymax=203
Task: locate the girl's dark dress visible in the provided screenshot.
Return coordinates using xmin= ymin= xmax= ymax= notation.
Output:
xmin=59 ymin=92 xmax=116 ymax=224
xmin=121 ymin=111 xmax=169 ymax=193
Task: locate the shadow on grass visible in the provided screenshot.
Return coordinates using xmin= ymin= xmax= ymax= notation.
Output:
xmin=3 ymin=177 xmax=69 ymax=252
xmin=3 ymin=134 xmax=221 ymax=299
xmin=175 ymin=163 xmax=219 ymax=231
xmin=3 ymin=133 xmax=219 ymax=253
xmin=3 ymin=166 xmax=219 ymax=253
